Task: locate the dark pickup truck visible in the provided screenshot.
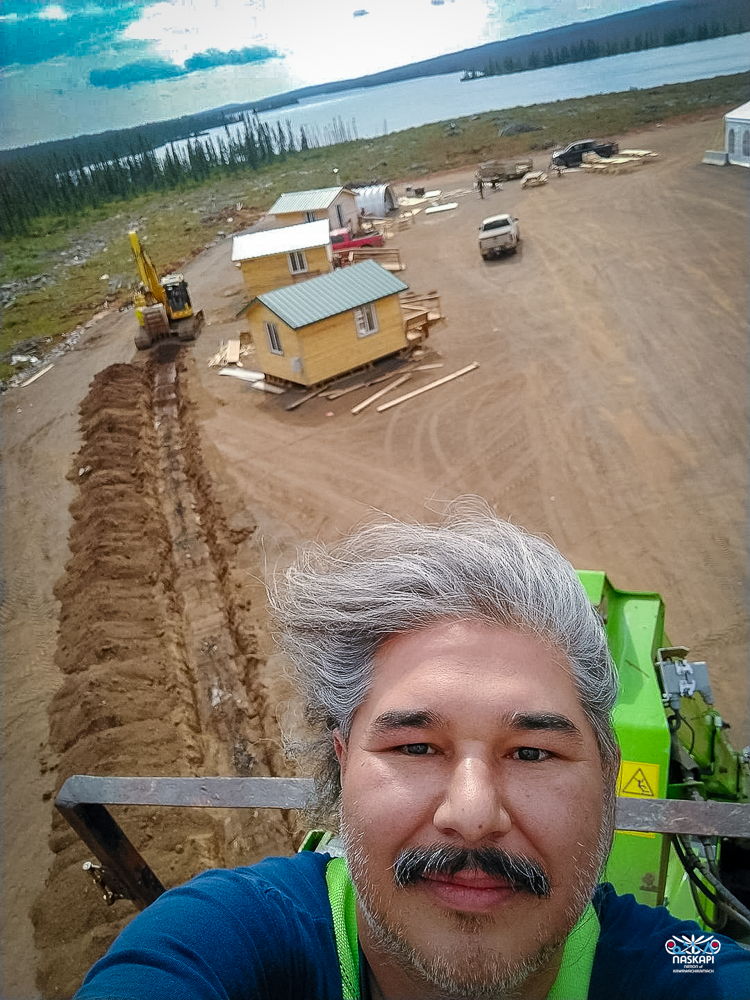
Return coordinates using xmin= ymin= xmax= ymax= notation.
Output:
xmin=550 ymin=138 xmax=619 ymax=168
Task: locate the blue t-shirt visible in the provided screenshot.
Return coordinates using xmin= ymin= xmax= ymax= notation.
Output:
xmin=76 ymin=851 xmax=749 ymax=999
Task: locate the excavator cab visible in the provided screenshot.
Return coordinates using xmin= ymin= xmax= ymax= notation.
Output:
xmin=162 ymin=275 xmax=193 ymax=320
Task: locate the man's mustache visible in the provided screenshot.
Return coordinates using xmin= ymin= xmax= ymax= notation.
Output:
xmin=393 ymin=844 xmax=551 ymax=898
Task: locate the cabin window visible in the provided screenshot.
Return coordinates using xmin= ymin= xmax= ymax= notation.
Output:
xmin=305 ymin=211 xmax=316 ymax=223
xmin=265 ymin=321 xmax=283 ymax=354
xmin=354 ymin=302 xmax=378 ymax=337
xmin=728 ymin=128 xmax=735 ymax=154
xmin=336 ymin=204 xmax=345 ymax=227
xmin=288 ymin=250 xmax=308 ymax=274
xmin=743 ymin=130 xmax=750 ymax=157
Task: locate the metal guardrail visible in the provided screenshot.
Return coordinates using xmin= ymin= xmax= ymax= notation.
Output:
xmin=56 ymin=775 xmax=315 ymax=811
xmin=55 ymin=774 xmax=750 ymax=910
xmin=56 ymin=776 xmax=314 ymax=909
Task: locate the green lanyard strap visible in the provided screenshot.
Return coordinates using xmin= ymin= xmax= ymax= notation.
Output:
xmin=325 ymin=857 xmax=600 ymax=1000
xmin=326 ymin=857 xmax=360 ymax=1000
xmin=547 ymin=903 xmax=600 ymax=1000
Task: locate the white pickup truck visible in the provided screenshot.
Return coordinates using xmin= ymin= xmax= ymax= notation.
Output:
xmin=478 ymin=214 xmax=521 ymax=259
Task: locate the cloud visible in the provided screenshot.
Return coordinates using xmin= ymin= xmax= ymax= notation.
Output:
xmin=89 ymin=44 xmax=280 ymax=88
xmin=38 ymin=5 xmax=69 ymax=21
xmin=183 ymin=45 xmax=280 ymax=71
xmin=0 ymin=2 xmax=151 ymax=67
xmin=89 ymin=58 xmax=184 ymax=88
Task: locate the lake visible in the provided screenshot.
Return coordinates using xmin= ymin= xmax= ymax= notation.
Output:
xmin=198 ymin=34 xmax=749 ymax=151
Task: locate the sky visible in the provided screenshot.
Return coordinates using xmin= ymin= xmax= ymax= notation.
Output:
xmin=0 ymin=0 xmax=711 ymax=148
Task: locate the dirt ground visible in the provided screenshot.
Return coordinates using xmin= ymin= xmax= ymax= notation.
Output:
xmin=1 ymin=116 xmax=747 ymax=999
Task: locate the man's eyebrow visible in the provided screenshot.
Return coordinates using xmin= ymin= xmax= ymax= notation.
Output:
xmin=368 ymin=709 xmax=445 ymax=735
xmin=508 ymin=712 xmax=584 ymax=738
xmin=367 ymin=709 xmax=585 ymax=741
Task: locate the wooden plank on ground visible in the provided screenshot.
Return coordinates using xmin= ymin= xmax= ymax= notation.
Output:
xmin=20 ymin=364 xmax=54 ymax=387
xmin=324 ymin=381 xmax=369 ymax=400
xmin=325 ymin=372 xmax=393 ymax=400
xmin=351 ymin=374 xmax=411 ymax=415
xmin=424 ymin=203 xmax=458 ymax=215
xmin=285 ymin=387 xmax=325 ymax=411
xmin=376 ymin=363 xmax=479 ymax=412
xmin=225 ymin=339 xmax=241 ymax=364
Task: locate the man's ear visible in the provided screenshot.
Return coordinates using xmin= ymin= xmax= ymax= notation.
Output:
xmin=333 ymin=729 xmax=348 ymax=775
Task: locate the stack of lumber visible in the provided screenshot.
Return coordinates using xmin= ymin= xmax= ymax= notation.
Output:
xmin=207 ymin=339 xmax=254 ymax=368
xmin=395 ymin=211 xmax=421 ymax=231
xmin=400 ymin=290 xmax=442 ymax=323
xmin=619 ymin=149 xmax=659 ymax=161
xmin=581 ymin=151 xmax=645 ymax=175
xmin=400 ymin=290 xmax=443 ymax=344
xmin=521 ymin=171 xmax=548 ymax=188
xmin=348 ymin=246 xmax=405 ymax=271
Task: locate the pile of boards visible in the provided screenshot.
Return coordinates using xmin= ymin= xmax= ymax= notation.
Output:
xmin=207 ymin=339 xmax=254 ymax=368
xmin=581 ymin=149 xmax=659 ymax=175
xmin=400 ymin=290 xmax=443 ymax=343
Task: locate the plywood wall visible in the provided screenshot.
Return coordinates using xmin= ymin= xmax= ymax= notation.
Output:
xmin=240 ymin=244 xmax=332 ymax=297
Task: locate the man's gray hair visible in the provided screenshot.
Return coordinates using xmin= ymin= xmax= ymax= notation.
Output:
xmin=270 ymin=498 xmax=619 ymax=824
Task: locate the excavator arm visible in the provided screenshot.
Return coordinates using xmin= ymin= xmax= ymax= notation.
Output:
xmin=129 ymin=231 xmax=167 ymax=310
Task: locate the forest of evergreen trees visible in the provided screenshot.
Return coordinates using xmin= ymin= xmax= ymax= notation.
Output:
xmin=461 ymin=17 xmax=744 ymax=80
xmin=0 ymin=114 xmax=356 ymax=238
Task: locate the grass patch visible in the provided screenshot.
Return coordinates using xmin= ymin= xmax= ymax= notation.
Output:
xmin=1 ymin=72 xmax=747 ymax=379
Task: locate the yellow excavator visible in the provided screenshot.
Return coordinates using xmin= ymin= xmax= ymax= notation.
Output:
xmin=129 ymin=231 xmax=204 ymax=350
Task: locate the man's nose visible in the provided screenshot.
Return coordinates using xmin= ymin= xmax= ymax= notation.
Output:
xmin=432 ymin=757 xmax=512 ymax=843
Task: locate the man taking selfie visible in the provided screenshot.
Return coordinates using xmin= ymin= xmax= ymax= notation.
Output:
xmin=76 ymin=501 xmax=749 ymax=999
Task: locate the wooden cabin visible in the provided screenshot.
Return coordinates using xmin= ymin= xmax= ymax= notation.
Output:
xmin=231 ymin=220 xmax=332 ymax=297
xmin=268 ymin=187 xmax=358 ymax=232
xmin=247 ymin=260 xmax=409 ymax=387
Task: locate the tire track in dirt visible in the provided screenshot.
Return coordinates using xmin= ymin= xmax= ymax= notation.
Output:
xmin=32 ymin=351 xmax=295 ymax=998
xmin=379 ymin=371 xmax=541 ymax=507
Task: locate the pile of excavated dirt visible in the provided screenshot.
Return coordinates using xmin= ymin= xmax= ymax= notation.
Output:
xmin=31 ymin=357 xmax=297 ymax=998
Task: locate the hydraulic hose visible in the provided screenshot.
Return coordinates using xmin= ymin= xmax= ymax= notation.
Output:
xmin=674 ymin=833 xmax=750 ymax=934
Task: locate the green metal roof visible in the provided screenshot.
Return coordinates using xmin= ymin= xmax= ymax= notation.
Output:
xmin=268 ymin=187 xmax=348 ymax=214
xmin=256 ymin=260 xmax=409 ymax=329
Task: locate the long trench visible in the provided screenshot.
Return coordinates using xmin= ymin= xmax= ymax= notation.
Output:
xmin=32 ymin=347 xmax=296 ymax=998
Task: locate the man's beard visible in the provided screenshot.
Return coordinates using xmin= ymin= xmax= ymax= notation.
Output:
xmin=341 ymin=817 xmax=613 ymax=1000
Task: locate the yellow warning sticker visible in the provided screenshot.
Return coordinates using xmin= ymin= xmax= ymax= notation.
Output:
xmin=617 ymin=760 xmax=660 ymax=798
xmin=616 ymin=760 xmax=661 ymax=838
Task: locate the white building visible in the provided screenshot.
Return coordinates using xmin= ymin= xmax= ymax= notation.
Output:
xmin=725 ymin=101 xmax=750 ymax=168
xmin=351 ymin=184 xmax=399 ymax=217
